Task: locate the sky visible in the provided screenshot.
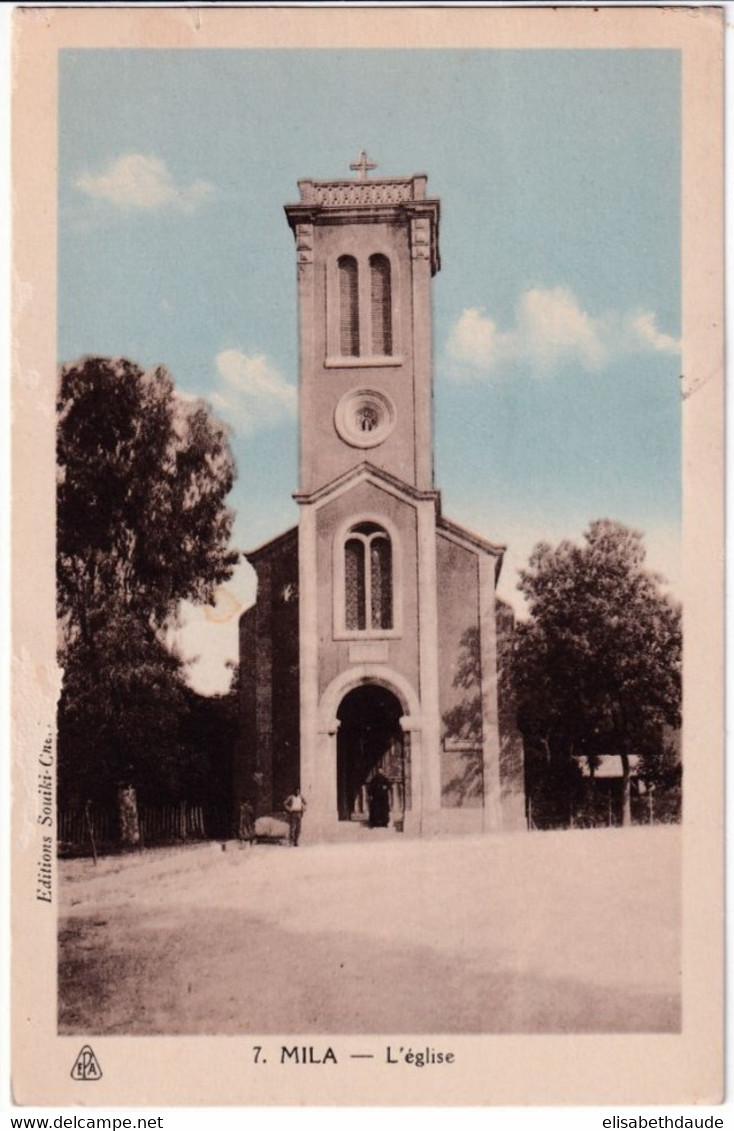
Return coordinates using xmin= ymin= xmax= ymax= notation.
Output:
xmin=58 ymin=48 xmax=682 ymax=694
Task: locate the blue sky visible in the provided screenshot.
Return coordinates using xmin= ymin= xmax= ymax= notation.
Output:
xmin=59 ymin=48 xmax=681 ymax=693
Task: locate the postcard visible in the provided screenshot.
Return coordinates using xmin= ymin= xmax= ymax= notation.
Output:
xmin=11 ymin=5 xmax=724 ymax=1108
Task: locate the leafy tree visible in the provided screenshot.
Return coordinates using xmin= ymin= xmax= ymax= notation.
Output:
xmin=57 ymin=357 xmax=239 ymax=828
xmin=58 ymin=611 xmax=190 ymax=808
xmin=636 ymin=729 xmax=682 ymax=824
xmin=57 ymin=356 xmax=238 ymax=645
xmin=513 ymin=520 xmax=681 ymax=826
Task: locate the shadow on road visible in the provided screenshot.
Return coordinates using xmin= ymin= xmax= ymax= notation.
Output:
xmin=59 ymin=905 xmax=680 ymax=1036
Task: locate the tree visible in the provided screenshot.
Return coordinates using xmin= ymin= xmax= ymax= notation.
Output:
xmin=58 ymin=611 xmax=190 ymax=808
xmin=57 ymin=357 xmax=239 ymax=827
xmin=513 ymin=520 xmax=681 ymax=827
xmin=58 ymin=356 xmax=238 ymax=643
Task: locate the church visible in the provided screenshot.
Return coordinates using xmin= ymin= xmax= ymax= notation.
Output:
xmin=235 ymin=155 xmax=525 ymax=840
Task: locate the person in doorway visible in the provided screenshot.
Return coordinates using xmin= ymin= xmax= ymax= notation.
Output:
xmin=238 ymin=799 xmax=255 ymax=847
xmin=283 ymin=787 xmax=306 ymax=846
xmin=367 ymin=771 xmax=391 ymax=828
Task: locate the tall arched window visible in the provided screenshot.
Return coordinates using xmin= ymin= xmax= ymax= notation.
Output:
xmin=369 ymin=254 xmax=392 ymax=356
xmin=338 ymin=255 xmax=359 ymax=357
xmin=344 ymin=522 xmax=393 ymax=631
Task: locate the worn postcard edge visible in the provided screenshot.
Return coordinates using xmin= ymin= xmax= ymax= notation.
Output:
xmin=10 ymin=4 xmax=725 ymax=1108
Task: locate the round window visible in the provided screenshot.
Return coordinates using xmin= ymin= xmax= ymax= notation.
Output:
xmin=334 ymin=389 xmax=396 ymax=449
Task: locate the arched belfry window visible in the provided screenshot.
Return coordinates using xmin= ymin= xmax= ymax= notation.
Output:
xmin=344 ymin=522 xmax=393 ymax=631
xmin=328 ymin=253 xmax=400 ymax=366
xmin=369 ymin=254 xmax=392 ymax=356
xmin=338 ymin=255 xmax=360 ymax=357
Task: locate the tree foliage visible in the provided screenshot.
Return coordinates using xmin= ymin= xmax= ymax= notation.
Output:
xmin=513 ymin=520 xmax=682 ymax=826
xmin=57 ymin=356 xmax=238 ymax=644
xmin=58 ymin=611 xmax=190 ymax=805
xmin=59 ymin=619 xmax=240 ymax=815
xmin=57 ymin=357 xmax=239 ymax=809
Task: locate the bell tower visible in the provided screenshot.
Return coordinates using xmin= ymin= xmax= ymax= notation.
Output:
xmin=285 ymin=152 xmax=440 ymax=495
xmin=236 ymin=154 xmax=521 ymax=840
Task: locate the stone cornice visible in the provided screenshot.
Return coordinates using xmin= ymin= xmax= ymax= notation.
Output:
xmin=297 ymin=174 xmax=428 ymax=206
xmin=293 ymin=461 xmax=441 ymax=510
xmin=284 ymin=199 xmax=439 ymax=225
xmin=285 ymin=191 xmax=441 ymax=275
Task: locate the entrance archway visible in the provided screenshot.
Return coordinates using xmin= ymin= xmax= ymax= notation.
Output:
xmin=336 ymin=685 xmax=407 ymax=828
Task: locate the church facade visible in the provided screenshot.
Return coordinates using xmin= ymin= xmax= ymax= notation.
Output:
xmin=236 ymin=159 xmax=525 ymax=840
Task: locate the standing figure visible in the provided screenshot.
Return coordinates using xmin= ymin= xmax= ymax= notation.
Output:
xmin=238 ymin=799 xmax=255 ymax=847
xmin=283 ymin=787 xmax=306 ymax=846
xmin=367 ymin=771 xmax=391 ymax=828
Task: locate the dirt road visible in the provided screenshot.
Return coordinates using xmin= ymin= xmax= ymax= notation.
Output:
xmin=58 ymin=826 xmax=681 ymax=1035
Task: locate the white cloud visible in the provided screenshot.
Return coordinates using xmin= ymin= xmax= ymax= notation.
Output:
xmin=630 ymin=311 xmax=681 ymax=354
xmin=519 ymin=286 xmax=606 ymax=370
xmin=447 ymin=307 xmax=498 ymax=370
xmin=448 ymin=286 xmax=680 ymax=378
xmin=213 ymin=348 xmax=297 ymax=433
xmin=76 ymin=153 xmax=215 ymax=214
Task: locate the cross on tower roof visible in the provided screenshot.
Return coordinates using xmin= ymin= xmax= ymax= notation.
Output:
xmin=349 ymin=149 xmax=377 ymax=180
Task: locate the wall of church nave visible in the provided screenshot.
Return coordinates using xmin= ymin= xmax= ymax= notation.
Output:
xmin=237 ymin=534 xmax=300 ymax=817
xmin=436 ymin=533 xmax=483 ymax=807
xmin=269 ymin=547 xmax=301 ymax=807
xmin=496 ymin=600 xmax=527 ymax=831
xmin=234 ymin=606 xmax=258 ymax=819
xmin=440 ymin=745 xmax=483 ymax=808
xmin=314 ymin=481 xmax=420 ymax=700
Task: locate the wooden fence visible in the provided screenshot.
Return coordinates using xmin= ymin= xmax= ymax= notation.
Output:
xmin=58 ymin=805 xmax=113 ymax=849
xmin=58 ymin=801 xmax=218 ymax=856
xmin=139 ymin=802 xmax=206 ymax=843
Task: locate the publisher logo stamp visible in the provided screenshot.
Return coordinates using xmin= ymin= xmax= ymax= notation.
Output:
xmin=70 ymin=1045 xmax=102 ymax=1081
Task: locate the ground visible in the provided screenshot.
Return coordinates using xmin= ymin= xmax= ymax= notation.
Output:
xmin=58 ymin=825 xmax=680 ymax=1035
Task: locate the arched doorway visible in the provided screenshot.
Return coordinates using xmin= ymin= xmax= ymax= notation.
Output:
xmin=336 ymin=684 xmax=408 ymax=828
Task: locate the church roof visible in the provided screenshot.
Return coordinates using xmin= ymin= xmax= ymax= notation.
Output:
xmin=243 ymin=524 xmax=297 ymax=566
xmin=436 ymin=516 xmax=506 ymax=584
xmin=436 ymin=515 xmax=506 ymax=560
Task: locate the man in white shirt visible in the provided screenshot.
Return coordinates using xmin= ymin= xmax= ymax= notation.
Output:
xmin=283 ymin=787 xmax=306 ymax=847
